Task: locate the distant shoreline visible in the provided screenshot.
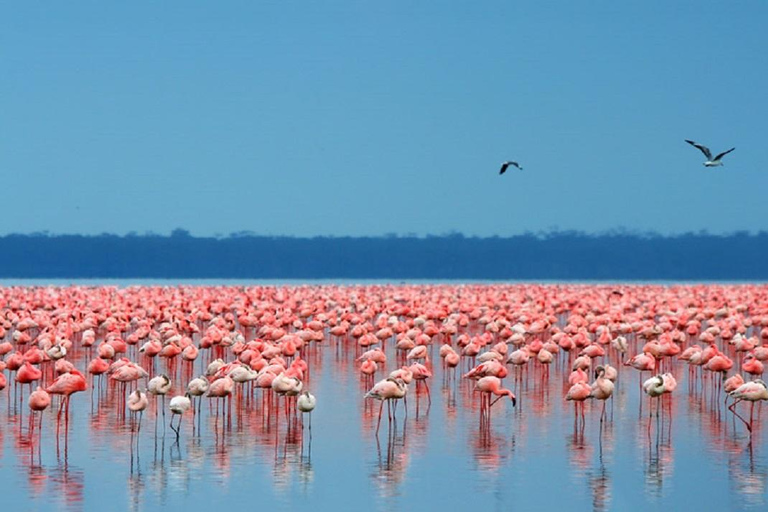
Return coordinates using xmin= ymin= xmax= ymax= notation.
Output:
xmin=0 ymin=230 xmax=766 ymax=279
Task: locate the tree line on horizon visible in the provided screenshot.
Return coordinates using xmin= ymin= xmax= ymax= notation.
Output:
xmin=0 ymin=230 xmax=765 ymax=279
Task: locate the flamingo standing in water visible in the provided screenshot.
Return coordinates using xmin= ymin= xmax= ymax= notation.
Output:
xmin=590 ymin=366 xmax=615 ymax=423
xmin=475 ymin=376 xmax=516 ymax=415
xmin=297 ymin=389 xmax=317 ymax=455
xmin=728 ymin=379 xmax=768 ymax=433
xmin=569 ymin=368 xmax=589 ymax=385
xmin=147 ymin=374 xmax=172 ymax=427
xmin=742 ymin=354 xmax=764 ymax=377
xmin=209 ymin=375 xmax=236 ymax=422
xmin=17 ymin=361 xmax=43 ymax=385
xmin=566 ymin=382 xmax=591 ymax=425
xmin=626 ymin=352 xmax=656 ymax=389
xmin=169 ymin=393 xmax=192 ymax=439
xmin=408 ymin=362 xmax=432 ymax=405
xmin=360 ymin=359 xmax=378 ymax=380
xmin=642 ymin=375 xmax=666 ymax=417
xmin=186 ymin=375 xmax=210 ymax=415
xmin=724 ymin=374 xmax=745 ymax=407
xmin=660 ymin=372 xmax=677 ymax=414
xmin=271 ymin=372 xmax=303 ymax=399
xmin=16 ymin=361 xmax=43 ymax=408
xmin=110 ymin=363 xmax=148 ymax=415
xmin=46 ymin=369 xmax=87 ymax=428
xmin=28 ymin=386 xmax=51 ymax=432
xmin=365 ymin=377 xmax=407 ymax=435
xmin=127 ymin=389 xmax=149 ymax=432
xmin=297 ymin=390 xmax=317 ymax=430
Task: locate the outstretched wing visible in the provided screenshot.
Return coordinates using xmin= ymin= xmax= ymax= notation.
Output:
xmin=685 ymin=140 xmax=712 ymax=160
xmin=499 ymin=162 xmax=510 ymax=175
xmin=713 ymin=147 xmax=735 ymax=162
xmin=510 ymin=161 xmax=523 ymax=171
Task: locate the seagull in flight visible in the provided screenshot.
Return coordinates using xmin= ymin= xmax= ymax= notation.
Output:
xmin=499 ymin=161 xmax=523 ymax=174
xmin=685 ymin=140 xmax=735 ymax=167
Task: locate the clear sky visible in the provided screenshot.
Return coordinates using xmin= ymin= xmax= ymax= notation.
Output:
xmin=2 ymin=2 xmax=767 ymax=237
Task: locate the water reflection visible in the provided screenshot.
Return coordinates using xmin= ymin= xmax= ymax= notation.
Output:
xmin=50 ymin=464 xmax=85 ymax=511
xmin=730 ymin=445 xmax=768 ymax=508
xmin=643 ymin=432 xmax=674 ymax=500
xmin=471 ymin=423 xmax=510 ymax=476
xmin=587 ymin=455 xmax=611 ymax=512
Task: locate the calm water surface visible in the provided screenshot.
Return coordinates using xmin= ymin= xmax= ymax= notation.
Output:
xmin=0 ymin=283 xmax=766 ymax=512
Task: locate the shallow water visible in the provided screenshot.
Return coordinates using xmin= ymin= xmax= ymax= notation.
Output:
xmin=1 ymin=289 xmax=767 ymax=512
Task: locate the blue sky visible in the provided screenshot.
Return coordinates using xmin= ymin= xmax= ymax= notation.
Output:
xmin=2 ymin=2 xmax=767 ymax=237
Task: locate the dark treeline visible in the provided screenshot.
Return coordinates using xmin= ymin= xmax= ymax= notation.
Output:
xmin=0 ymin=229 xmax=765 ymax=280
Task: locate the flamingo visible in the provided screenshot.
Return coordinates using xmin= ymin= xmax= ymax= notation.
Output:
xmin=475 ymin=376 xmax=516 ymax=412
xmin=408 ymin=362 xmax=433 ymax=405
xmin=147 ymin=374 xmax=172 ymax=424
xmin=28 ymin=386 xmax=51 ymax=432
xmin=724 ymin=373 xmax=745 ymax=407
xmin=590 ymin=366 xmax=615 ymax=422
xmin=566 ymin=382 xmax=591 ymax=425
xmin=297 ymin=390 xmax=317 ymax=431
xmin=365 ymin=377 xmax=407 ymax=434
xmin=186 ymin=375 xmax=210 ymax=420
xmin=642 ymin=375 xmax=666 ymax=417
xmin=127 ymin=389 xmax=149 ymax=432
xmin=208 ymin=375 xmax=236 ymax=422
xmin=168 ymin=393 xmax=192 ymax=439
xmin=728 ymin=379 xmax=768 ymax=433
xmin=46 ymin=369 xmax=87 ymax=427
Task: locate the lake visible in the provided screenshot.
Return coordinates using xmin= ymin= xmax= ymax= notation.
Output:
xmin=0 ymin=283 xmax=766 ymax=511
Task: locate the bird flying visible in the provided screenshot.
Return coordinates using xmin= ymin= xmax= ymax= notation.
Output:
xmin=499 ymin=161 xmax=523 ymax=174
xmin=685 ymin=140 xmax=735 ymax=167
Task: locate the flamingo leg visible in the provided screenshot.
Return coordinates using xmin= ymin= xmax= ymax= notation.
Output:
xmin=376 ymin=400 xmax=384 ymax=435
xmin=65 ymin=396 xmax=71 ymax=430
xmin=728 ymin=400 xmax=752 ymax=433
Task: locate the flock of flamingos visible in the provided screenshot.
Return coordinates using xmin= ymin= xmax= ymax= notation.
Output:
xmin=1 ymin=283 xmax=768 ymax=461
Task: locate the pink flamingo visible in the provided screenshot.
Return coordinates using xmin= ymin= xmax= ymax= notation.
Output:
xmin=590 ymin=366 xmax=615 ymax=422
xmin=408 ymin=362 xmax=432 ymax=405
xmin=46 ymin=369 xmax=87 ymax=428
xmin=28 ymin=386 xmax=51 ymax=432
xmin=365 ymin=377 xmax=407 ymax=434
xmin=127 ymin=389 xmax=149 ymax=432
xmin=724 ymin=373 xmax=745 ymax=407
xmin=475 ymin=376 xmax=516 ymax=413
xmin=728 ymin=379 xmax=768 ymax=433
xmin=566 ymin=382 xmax=591 ymax=425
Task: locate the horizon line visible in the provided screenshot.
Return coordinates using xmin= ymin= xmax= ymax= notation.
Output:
xmin=2 ymin=228 xmax=767 ymax=240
